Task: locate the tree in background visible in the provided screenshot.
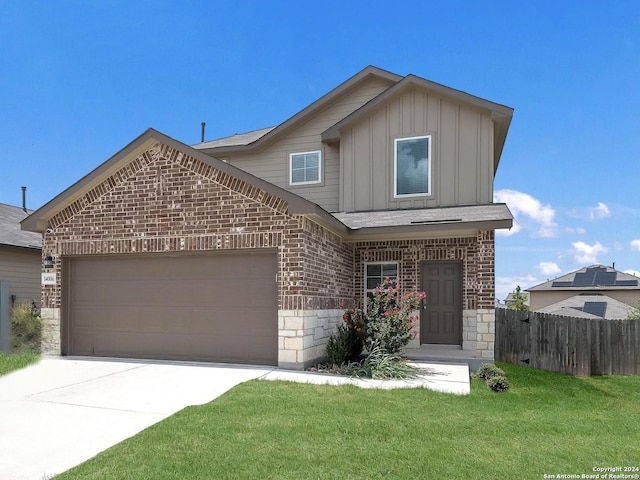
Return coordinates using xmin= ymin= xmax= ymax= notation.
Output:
xmin=627 ymin=301 xmax=640 ymax=320
xmin=508 ymin=286 xmax=529 ymax=311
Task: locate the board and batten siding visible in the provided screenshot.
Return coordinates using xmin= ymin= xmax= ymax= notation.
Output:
xmin=341 ymin=87 xmax=495 ymax=212
xmin=223 ymin=76 xmax=395 ymax=213
xmin=0 ymin=247 xmax=41 ymax=307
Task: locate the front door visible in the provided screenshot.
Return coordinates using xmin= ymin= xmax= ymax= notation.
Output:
xmin=420 ymin=261 xmax=462 ymax=345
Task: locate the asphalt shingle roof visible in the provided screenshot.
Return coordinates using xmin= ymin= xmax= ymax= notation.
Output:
xmin=527 ymin=265 xmax=640 ymax=291
xmin=332 ymin=203 xmax=512 ymax=229
xmin=537 ymin=294 xmax=633 ymax=319
xmin=0 ymin=203 xmax=42 ymax=249
xmin=193 ymin=126 xmax=276 ymax=149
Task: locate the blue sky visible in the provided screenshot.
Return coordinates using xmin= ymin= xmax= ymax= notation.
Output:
xmin=1 ymin=1 xmax=639 ymax=301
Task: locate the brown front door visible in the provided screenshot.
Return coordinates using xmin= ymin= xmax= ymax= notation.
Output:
xmin=420 ymin=261 xmax=462 ymax=345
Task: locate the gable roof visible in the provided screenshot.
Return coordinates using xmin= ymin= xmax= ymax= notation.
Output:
xmin=537 ymin=294 xmax=633 ymax=319
xmin=321 ymin=74 xmax=513 ymax=172
xmin=193 ymin=65 xmax=513 ymax=172
xmin=193 ymin=66 xmax=401 ymax=154
xmin=20 ymin=128 xmax=347 ymax=235
xmin=0 ymin=202 xmax=42 ymax=250
xmin=527 ymin=265 xmax=640 ymax=292
xmin=22 ymin=127 xmax=512 ymax=240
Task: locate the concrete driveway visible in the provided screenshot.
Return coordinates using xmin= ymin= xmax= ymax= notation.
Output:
xmin=0 ymin=357 xmax=274 ymax=480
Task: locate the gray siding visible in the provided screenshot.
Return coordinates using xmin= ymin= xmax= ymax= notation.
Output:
xmin=223 ymin=76 xmax=394 ymax=212
xmin=342 ymin=87 xmax=495 ymax=212
xmin=0 ymin=247 xmax=41 ymax=307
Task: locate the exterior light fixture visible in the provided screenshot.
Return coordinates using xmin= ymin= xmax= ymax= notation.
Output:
xmin=43 ymin=255 xmax=54 ymax=267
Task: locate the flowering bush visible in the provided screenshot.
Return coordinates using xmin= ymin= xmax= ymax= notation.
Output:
xmin=364 ymin=278 xmax=425 ymax=354
xmin=340 ymin=277 xmax=426 ymax=356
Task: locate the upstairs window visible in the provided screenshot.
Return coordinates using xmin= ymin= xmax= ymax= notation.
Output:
xmin=290 ymin=151 xmax=321 ymax=185
xmin=394 ymin=135 xmax=431 ymax=197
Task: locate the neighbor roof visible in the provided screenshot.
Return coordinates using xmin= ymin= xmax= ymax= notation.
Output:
xmin=537 ymin=294 xmax=633 ymax=319
xmin=527 ymin=265 xmax=640 ymax=291
xmin=0 ymin=203 xmax=42 ymax=250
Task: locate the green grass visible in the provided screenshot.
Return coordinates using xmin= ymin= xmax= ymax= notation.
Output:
xmin=0 ymin=351 xmax=39 ymax=376
xmin=54 ymin=363 xmax=640 ymax=480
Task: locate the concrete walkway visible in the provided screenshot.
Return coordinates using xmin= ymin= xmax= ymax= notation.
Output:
xmin=262 ymin=361 xmax=470 ymax=395
xmin=0 ymin=356 xmax=469 ymax=480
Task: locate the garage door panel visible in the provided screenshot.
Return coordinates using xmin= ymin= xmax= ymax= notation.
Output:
xmin=66 ymin=252 xmax=277 ymax=365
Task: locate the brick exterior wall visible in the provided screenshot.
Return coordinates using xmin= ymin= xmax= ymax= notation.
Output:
xmin=37 ymin=139 xmax=496 ymax=366
xmin=352 ymin=231 xmax=496 ymax=359
xmin=353 ymin=232 xmax=495 ymax=309
xmin=38 ymin=141 xmax=354 ymax=367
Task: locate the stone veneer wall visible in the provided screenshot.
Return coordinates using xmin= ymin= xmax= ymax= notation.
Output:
xmin=278 ymin=309 xmax=344 ymax=369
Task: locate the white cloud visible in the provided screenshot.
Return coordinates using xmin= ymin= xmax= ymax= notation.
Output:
xmin=565 ymin=226 xmax=586 ymax=234
xmin=537 ymin=262 xmax=561 ymax=277
xmin=624 ymin=269 xmax=640 ymax=278
xmin=589 ymin=202 xmax=610 ymax=220
xmin=494 ymin=189 xmax=557 ymax=238
xmin=631 ymin=239 xmax=640 ymax=252
xmin=571 ymin=241 xmax=607 ymax=264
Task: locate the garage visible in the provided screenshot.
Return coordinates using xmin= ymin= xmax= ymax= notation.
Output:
xmin=64 ymin=251 xmax=278 ymax=365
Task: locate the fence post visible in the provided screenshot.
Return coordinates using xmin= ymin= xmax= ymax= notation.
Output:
xmin=0 ymin=281 xmax=10 ymax=352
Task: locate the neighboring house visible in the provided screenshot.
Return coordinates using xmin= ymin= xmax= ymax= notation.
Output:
xmin=527 ymin=265 xmax=640 ymax=315
xmin=22 ymin=66 xmax=514 ymax=369
xmin=0 ymin=202 xmax=42 ymax=308
xmin=537 ymin=294 xmax=633 ymax=320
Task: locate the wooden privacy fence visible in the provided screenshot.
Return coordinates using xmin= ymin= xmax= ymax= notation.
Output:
xmin=495 ymin=309 xmax=640 ymax=376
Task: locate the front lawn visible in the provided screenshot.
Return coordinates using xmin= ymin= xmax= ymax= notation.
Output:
xmin=0 ymin=351 xmax=39 ymax=376
xmin=55 ymin=363 xmax=640 ymax=480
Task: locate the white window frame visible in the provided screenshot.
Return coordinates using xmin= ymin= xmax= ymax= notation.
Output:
xmin=364 ymin=261 xmax=399 ymax=306
xmin=289 ymin=150 xmax=322 ymax=186
xmin=393 ymin=135 xmax=431 ymax=198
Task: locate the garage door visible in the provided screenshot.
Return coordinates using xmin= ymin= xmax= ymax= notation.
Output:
xmin=65 ymin=252 xmax=278 ymax=365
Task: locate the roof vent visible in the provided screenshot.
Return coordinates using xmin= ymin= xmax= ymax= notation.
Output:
xmin=21 ymin=186 xmax=27 ymax=212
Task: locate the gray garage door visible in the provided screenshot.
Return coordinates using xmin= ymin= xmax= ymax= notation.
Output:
xmin=65 ymin=252 xmax=278 ymax=365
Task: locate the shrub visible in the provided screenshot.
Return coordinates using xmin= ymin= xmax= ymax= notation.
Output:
xmin=364 ymin=278 xmax=425 ymax=354
xmin=343 ymin=277 xmax=425 ymax=356
xmin=487 ymin=375 xmax=510 ymax=393
xmin=10 ymin=303 xmax=42 ymax=353
xmin=627 ymin=301 xmax=640 ymax=320
xmin=326 ymin=324 xmax=360 ymax=365
xmin=475 ymin=363 xmax=505 ymax=381
xmin=338 ymin=345 xmax=419 ymax=380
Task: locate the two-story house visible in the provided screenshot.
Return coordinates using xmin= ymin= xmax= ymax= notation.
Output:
xmin=22 ymin=66 xmax=513 ymax=369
